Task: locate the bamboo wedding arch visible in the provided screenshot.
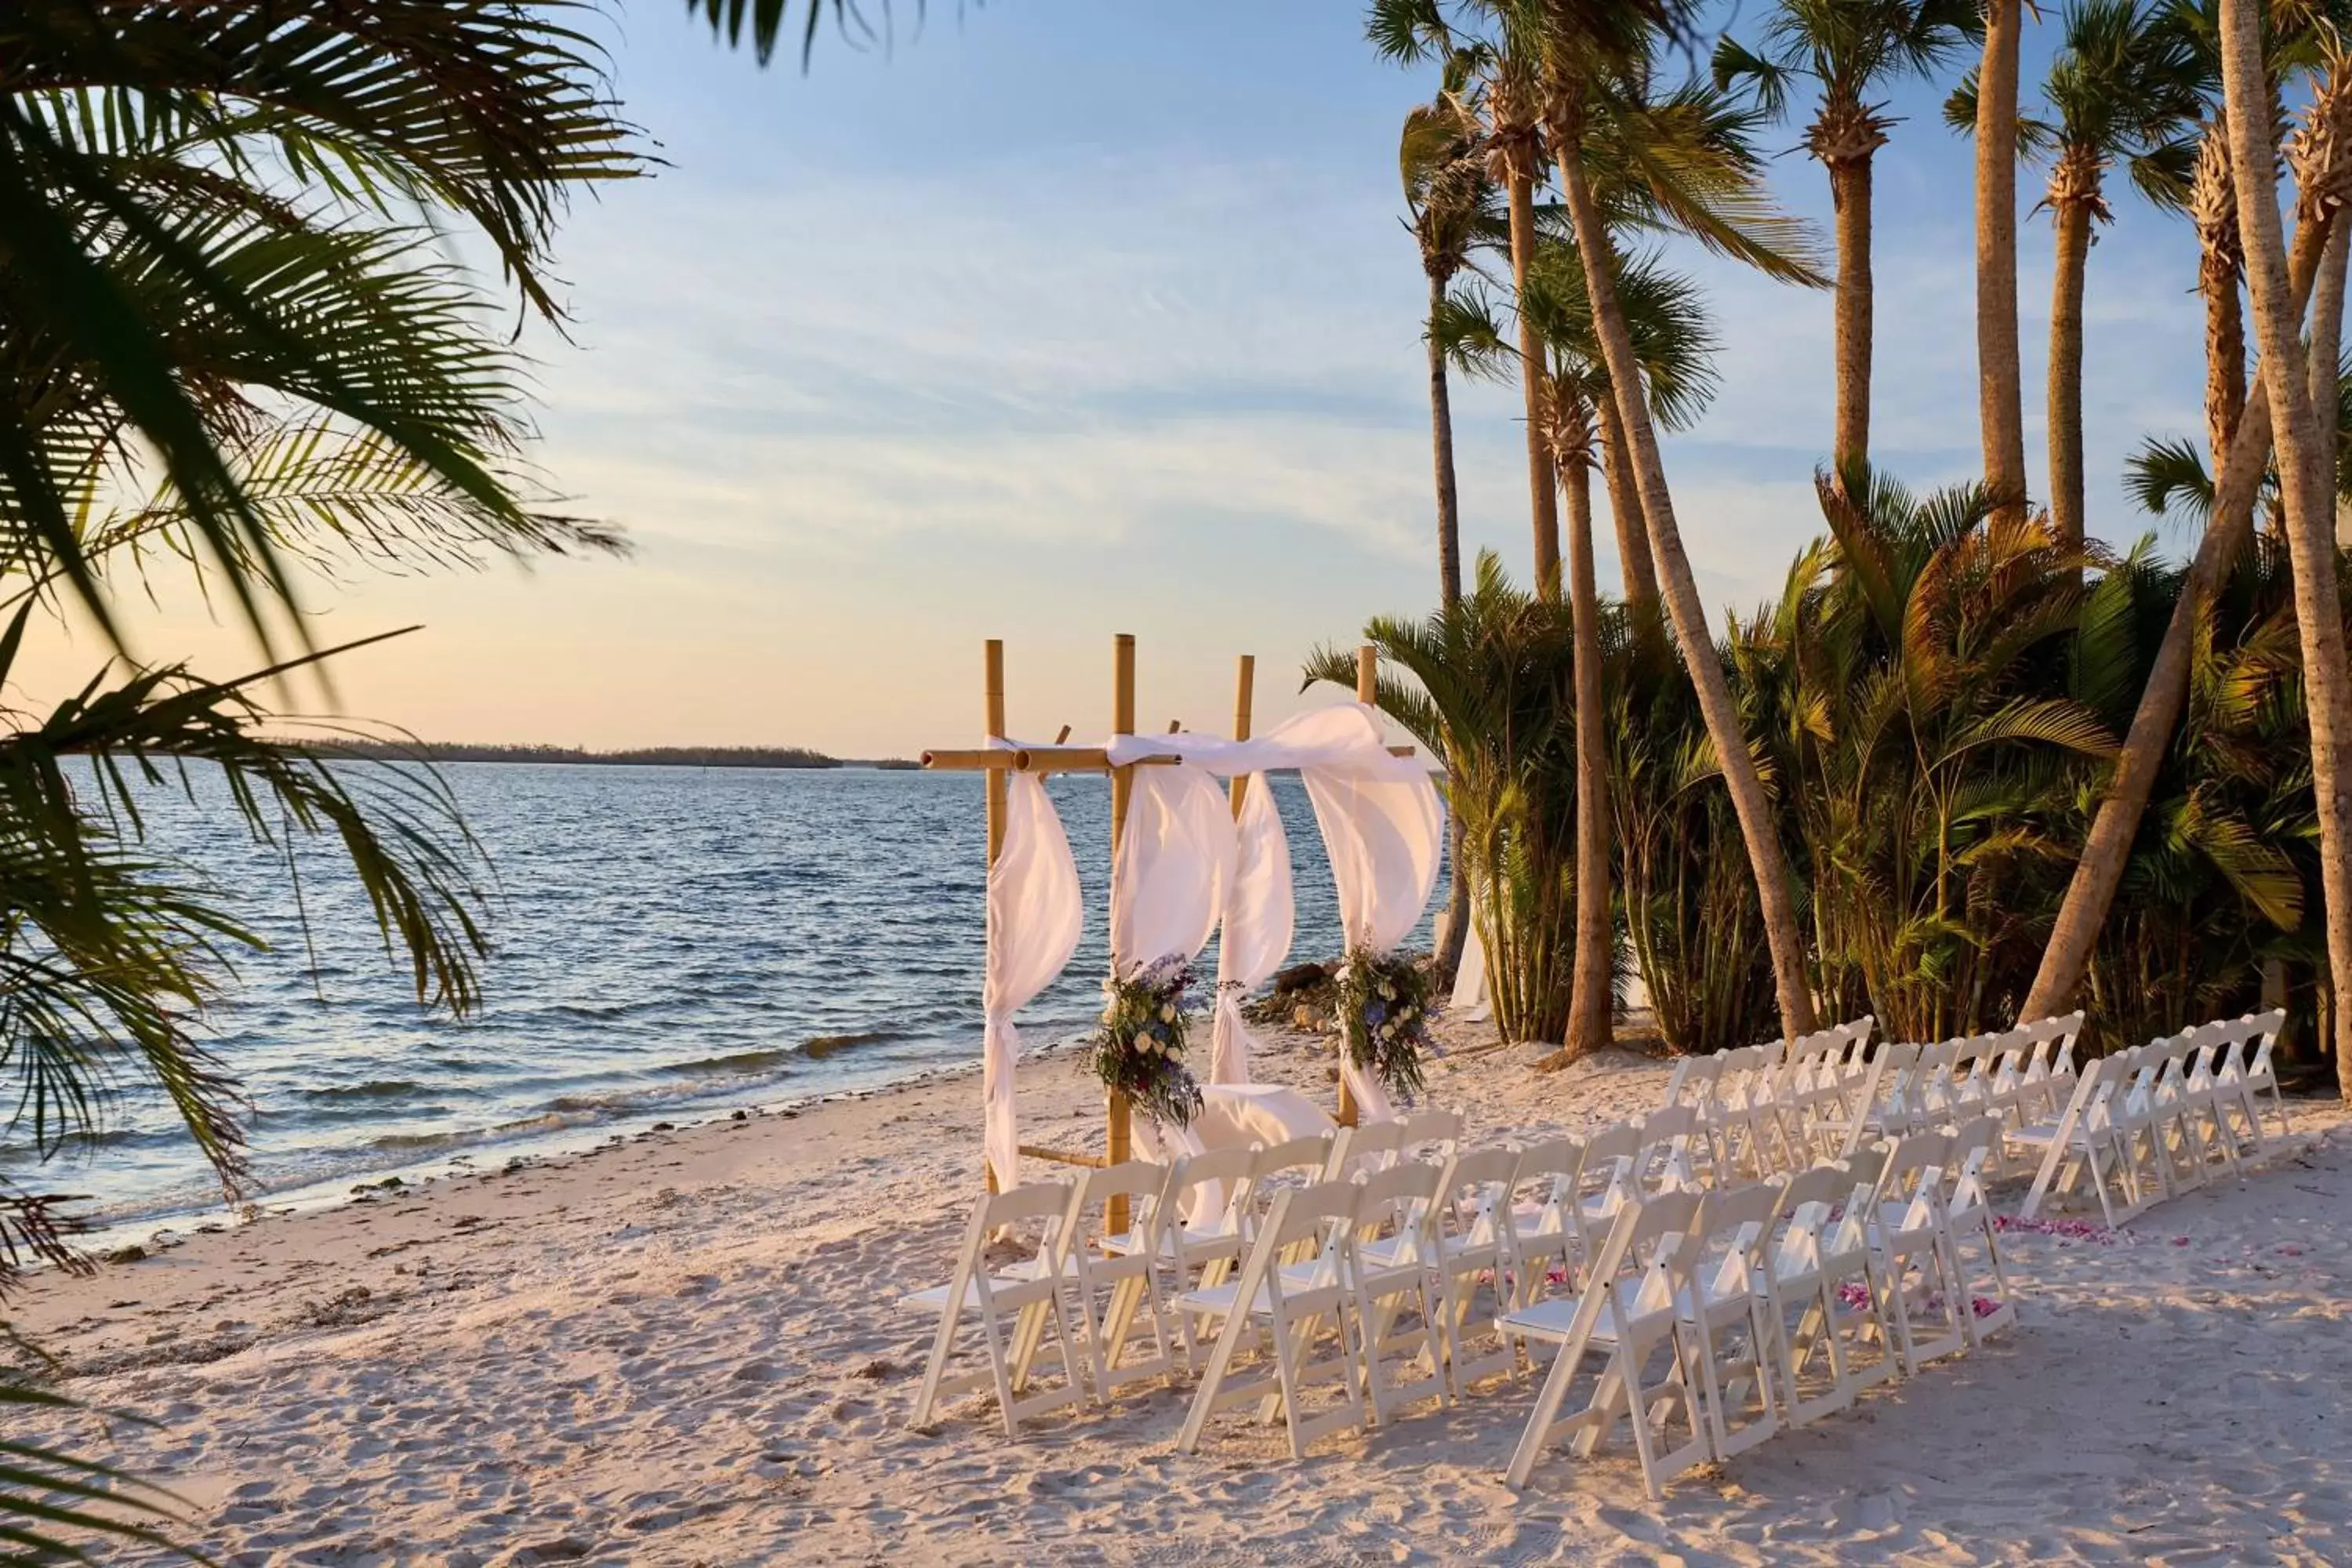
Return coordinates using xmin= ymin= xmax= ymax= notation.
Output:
xmin=920 ymin=635 xmax=1413 ymax=1215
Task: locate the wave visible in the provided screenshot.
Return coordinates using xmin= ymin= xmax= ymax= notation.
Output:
xmin=802 ymin=1029 xmax=915 ymax=1060
xmin=303 ymin=1080 xmax=423 ymax=1102
xmin=662 ymin=1047 xmax=795 ymax=1077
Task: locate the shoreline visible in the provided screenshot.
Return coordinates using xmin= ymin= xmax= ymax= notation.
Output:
xmin=13 ymin=1022 xmax=2352 ymax=1565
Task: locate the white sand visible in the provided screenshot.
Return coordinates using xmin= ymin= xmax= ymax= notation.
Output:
xmin=13 ymin=1021 xmax=2352 ymax=1567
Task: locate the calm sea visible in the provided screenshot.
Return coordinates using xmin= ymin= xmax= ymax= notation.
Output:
xmin=17 ymin=763 xmax=1416 ymax=1225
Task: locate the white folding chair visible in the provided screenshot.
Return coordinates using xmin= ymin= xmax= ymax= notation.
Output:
xmin=1866 ymin=1131 xmax=1969 ymax=1375
xmin=1568 ymin=1123 xmax=1640 ymax=1269
xmin=1176 ymin=1180 xmax=1367 ymax=1459
xmin=1502 ymin=1191 xmax=1711 ymax=1498
xmin=1502 ymin=1136 xmax=1588 ymax=1308
xmin=2012 ymin=1054 xmax=2143 ymax=1226
xmin=2218 ymin=1008 xmax=2290 ymax=1145
xmin=1062 ymin=1160 xmax=1181 ymax=1401
xmin=1813 ymin=1147 xmax=1900 ymax=1396
xmin=906 ymin=1179 xmax=1089 ymax=1437
xmin=1344 ymin=1160 xmax=1451 ymax=1425
xmin=1127 ymin=1143 xmax=1258 ymax=1367
xmin=1942 ymin=1118 xmax=2017 ymax=1345
xmin=1636 ymin=1104 xmax=1710 ymax=1194
xmin=1762 ymin=1164 xmax=1860 ymax=1425
xmin=1428 ymin=1144 xmax=1524 ymax=1396
xmin=1679 ymin=1181 xmax=1784 ymax=1461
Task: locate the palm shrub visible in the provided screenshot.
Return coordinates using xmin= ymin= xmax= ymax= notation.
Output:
xmin=1605 ymin=602 xmax=1780 ymax=1053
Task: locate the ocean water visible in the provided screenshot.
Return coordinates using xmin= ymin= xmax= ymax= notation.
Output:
xmin=13 ymin=763 xmax=1411 ymax=1225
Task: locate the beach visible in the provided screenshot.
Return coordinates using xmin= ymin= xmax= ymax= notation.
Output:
xmin=13 ymin=1018 xmax=2352 ymax=1567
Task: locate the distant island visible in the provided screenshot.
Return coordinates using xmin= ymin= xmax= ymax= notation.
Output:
xmin=319 ymin=741 xmax=922 ymax=770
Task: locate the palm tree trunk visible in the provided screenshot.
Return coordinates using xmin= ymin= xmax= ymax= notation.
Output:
xmin=1425 ymin=270 xmax=1472 ymax=986
xmin=1596 ymin=394 xmax=1659 ymax=608
xmin=1555 ymin=146 xmax=1818 ymax=1042
xmin=2195 ymin=122 xmax=2248 ymax=470
xmin=1508 ymin=169 xmax=1562 ymax=601
xmin=1974 ymin=0 xmax=2030 ymax=520
xmin=1830 ymin=154 xmax=1875 ymax=477
xmin=1428 ymin=270 xmax=1465 ymax=611
xmin=2047 ymin=187 xmax=2094 ymax=552
xmin=1563 ymin=441 xmax=1613 ymax=1056
xmin=2307 ymin=215 xmax=2349 ymax=521
xmin=2019 ymin=209 xmax=2335 ymax=1025
xmin=2219 ymin=0 xmax=2352 ymax=1096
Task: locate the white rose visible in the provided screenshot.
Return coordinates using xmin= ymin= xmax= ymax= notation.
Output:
xmin=1167 ymin=1046 xmax=1184 ymax=1063
xmin=1160 ymin=1004 xmax=1176 ymax=1023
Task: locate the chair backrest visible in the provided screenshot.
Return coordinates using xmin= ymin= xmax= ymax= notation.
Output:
xmin=967 ymin=1178 xmax=1078 ymax=1287
xmin=1069 ymin=1159 xmax=1169 ymax=1243
xmin=1165 ymin=1145 xmax=1255 ymax=1238
xmin=1638 ymin=1104 xmax=1706 ymax=1192
xmin=1690 ymin=1180 xmax=1782 ymax=1299
xmin=1256 ymin=1180 xmax=1361 ymax=1288
xmin=1944 ymin=1116 xmax=2001 ymax=1211
xmin=1877 ymin=1130 xmax=1954 ymax=1225
xmin=1434 ymin=1144 xmax=1519 ymax=1248
xmin=1575 ymin=1123 xmax=1640 ymax=1211
xmin=1326 ymin=1119 xmax=1409 ymax=1181
xmin=1248 ymin=1134 xmax=1337 ymax=1223
xmin=1511 ymin=1135 xmax=1586 ymax=1198
xmin=1399 ymin=1105 xmax=1465 ymax=1160
xmin=1663 ymin=1052 xmax=1722 ymax=1109
xmin=1351 ymin=1160 xmax=1443 ymax=1262
xmin=2241 ymin=1007 xmax=2286 ymax=1082
xmin=1615 ymin=1189 xmax=1706 ymax=1319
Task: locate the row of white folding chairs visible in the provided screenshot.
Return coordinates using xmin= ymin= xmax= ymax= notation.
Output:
xmin=903 ymin=1109 xmax=1466 ymax=1439
xmin=1178 ymin=1115 xmax=1788 ymax=1461
xmin=1504 ymin=1119 xmax=2018 ymax=1498
xmin=1843 ymin=1013 xmax=2086 ymax=1151
xmin=1662 ymin=1018 xmax=1878 ymax=1179
xmin=2012 ymin=1010 xmax=2288 ymax=1227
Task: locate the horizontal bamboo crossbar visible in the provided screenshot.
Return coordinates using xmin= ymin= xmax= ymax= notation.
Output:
xmin=1017 ymin=1143 xmax=1108 ymax=1168
xmin=924 ymin=745 xmax=1414 ymax=771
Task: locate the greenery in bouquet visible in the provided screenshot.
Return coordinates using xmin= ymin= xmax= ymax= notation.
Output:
xmin=1334 ymin=947 xmax=1432 ymax=1101
xmin=1087 ymin=954 xmax=1205 ymax=1127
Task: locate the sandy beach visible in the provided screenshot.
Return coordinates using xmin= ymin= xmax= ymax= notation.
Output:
xmin=13 ymin=1021 xmax=2352 ymax=1567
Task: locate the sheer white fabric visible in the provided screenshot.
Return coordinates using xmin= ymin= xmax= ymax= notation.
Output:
xmin=982 ymin=771 xmax=1083 ymax=1189
xmin=1450 ymin=906 xmax=1492 ymax=1023
xmin=1106 ymin=702 xmax=1443 ymax=1119
xmin=1210 ymin=776 xmax=1293 ymax=1085
xmin=1109 ymin=764 xmax=1235 ymax=981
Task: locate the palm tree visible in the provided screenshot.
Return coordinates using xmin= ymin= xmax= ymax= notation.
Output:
xmin=1523 ymin=240 xmax=1721 ymax=1056
xmin=1713 ymin=0 xmax=1981 ymax=476
xmin=1970 ymin=0 xmax=2034 ymax=522
xmin=2 ymin=2 xmax=641 ymax=1554
xmin=1399 ymin=84 xmax=1500 ymax=610
xmin=1532 ymin=1 xmax=1830 ymax=1041
xmin=2025 ymin=0 xmax=2203 ymax=550
xmin=2215 ymin=0 xmax=2352 ymax=1090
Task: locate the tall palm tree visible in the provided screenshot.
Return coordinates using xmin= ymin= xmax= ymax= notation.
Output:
xmin=1489 ymin=51 xmax=1566 ymax=601
xmin=1974 ymin=0 xmax=2033 ymax=522
xmin=2216 ymin=0 xmax=2352 ymax=1090
xmin=1532 ymin=0 xmax=1831 ymax=1040
xmin=1523 ymin=240 xmax=1719 ymax=1055
xmin=1398 ymin=78 xmax=1503 ymax=610
xmin=1713 ymin=0 xmax=1981 ymax=476
xmin=2024 ymin=0 xmax=2203 ymax=550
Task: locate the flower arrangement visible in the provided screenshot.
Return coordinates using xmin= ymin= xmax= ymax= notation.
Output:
xmin=1086 ymin=953 xmax=1203 ymax=1128
xmin=1334 ymin=946 xmax=1432 ymax=1102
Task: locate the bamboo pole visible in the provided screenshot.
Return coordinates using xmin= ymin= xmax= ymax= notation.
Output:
xmin=1229 ymin=654 xmax=1255 ymax=816
xmin=1107 ymin=633 xmax=1137 ymax=1232
xmin=1338 ymin=644 xmax=1379 ymax=1129
xmin=983 ymin=641 xmax=1007 ymax=1194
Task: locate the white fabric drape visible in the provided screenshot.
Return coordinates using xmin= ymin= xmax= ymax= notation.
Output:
xmin=1302 ymin=733 xmax=1443 ymax=1122
xmin=1211 ymin=775 xmax=1293 ymax=1085
xmin=982 ymin=771 xmax=1083 ymax=1189
xmin=1105 ymin=702 xmax=1443 ymax=1120
xmin=1109 ymin=764 xmax=1236 ymax=980
xmin=1450 ymin=906 xmax=1492 ymax=1023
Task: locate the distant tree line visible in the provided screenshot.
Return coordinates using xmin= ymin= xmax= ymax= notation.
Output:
xmin=318 ymin=740 xmax=923 ymax=770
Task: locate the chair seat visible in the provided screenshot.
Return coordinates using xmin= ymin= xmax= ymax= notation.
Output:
xmin=900 ymin=1263 xmax=1056 ymax=1315
xmin=1501 ymin=1292 xmax=1667 ymax=1348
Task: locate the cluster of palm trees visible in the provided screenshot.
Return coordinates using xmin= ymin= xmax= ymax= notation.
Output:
xmin=1359 ymin=0 xmax=2352 ymax=1098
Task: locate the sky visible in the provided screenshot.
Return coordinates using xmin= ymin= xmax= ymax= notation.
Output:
xmin=19 ymin=2 xmax=2219 ymax=755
